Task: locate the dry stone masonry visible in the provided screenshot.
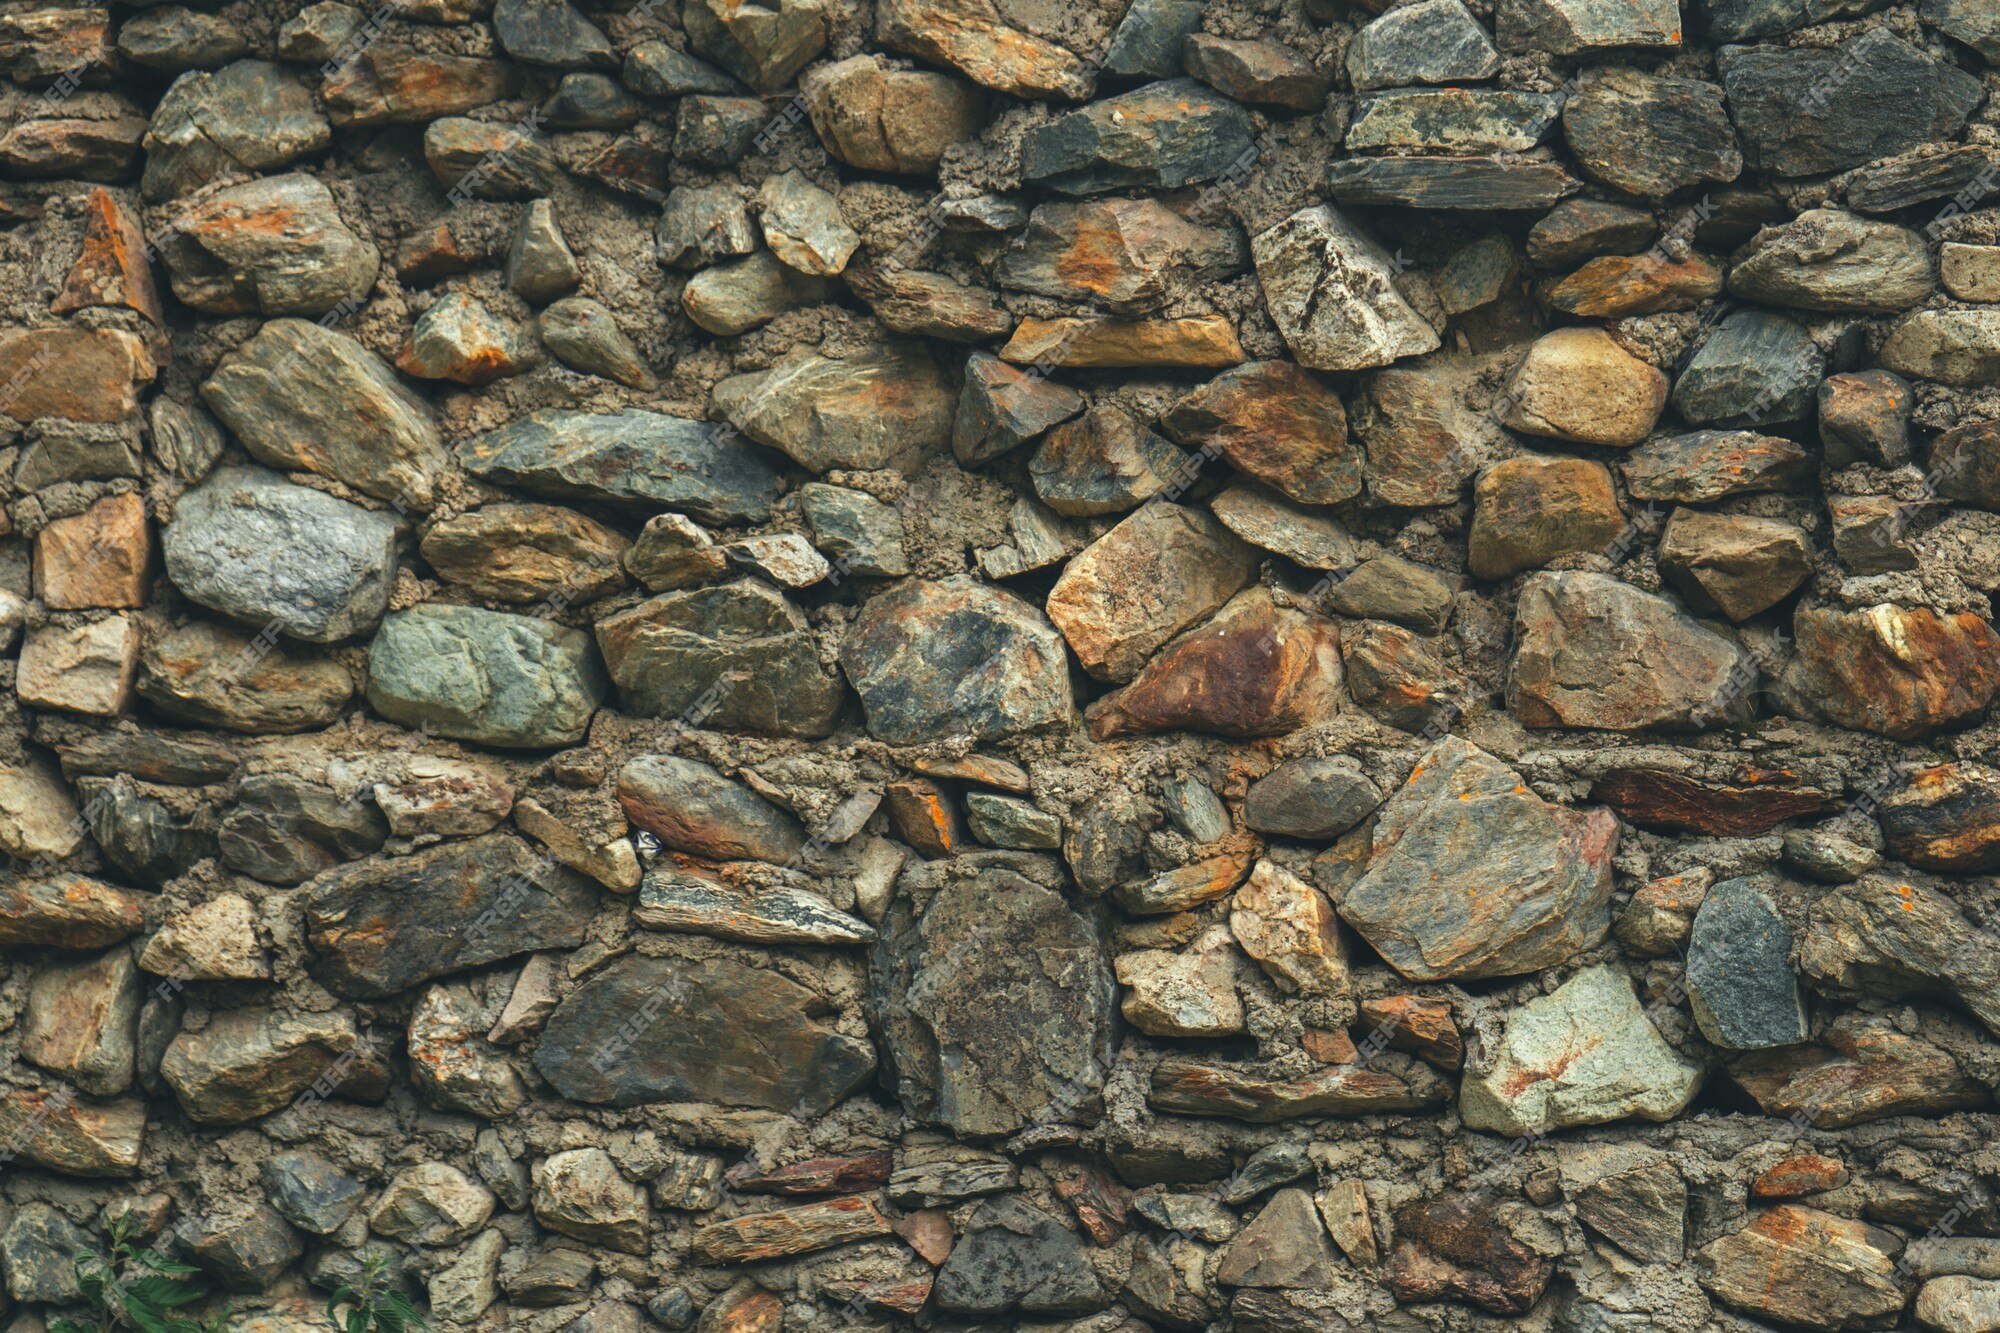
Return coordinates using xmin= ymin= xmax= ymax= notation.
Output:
xmin=3 ymin=0 xmax=2000 ymax=1329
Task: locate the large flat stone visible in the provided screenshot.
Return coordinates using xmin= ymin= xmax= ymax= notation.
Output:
xmin=366 ymin=605 xmax=605 ymax=749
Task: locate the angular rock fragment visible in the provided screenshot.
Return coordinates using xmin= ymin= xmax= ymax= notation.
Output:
xmin=1385 ymin=1194 xmax=1553 ymax=1315
xmin=757 ymin=170 xmax=857 ymax=277
xmin=1323 ymin=158 xmax=1578 ymax=212
xmin=161 ymin=468 xmax=400 ymax=644
xmin=1882 ymin=310 xmax=2000 ymax=386
xmin=461 ymin=409 xmax=782 ymax=524
xmin=1545 ymin=250 xmax=1722 ymax=318
xmin=998 ymin=197 xmax=1244 ymax=316
xmin=1028 ymin=405 xmax=1189 ymax=517
xmin=1527 ymin=198 xmax=1657 ymax=267
xmin=1785 ymin=604 xmax=2000 ymax=740
xmin=1657 ymin=510 xmax=1811 ymax=621
xmin=1046 ymin=504 xmax=1256 ymax=682
xmin=54 ymin=188 xmax=161 ymax=324
xmin=1339 ymin=738 xmax=1617 ymax=981
xmin=1116 ymin=926 xmax=1245 ymax=1038
xmin=1730 ymin=209 xmax=1934 ymax=314
xmin=16 ymin=619 xmax=139 ymax=718
xmin=203 ymin=318 xmax=445 ymax=508
xmin=397 ymin=293 xmax=541 ymax=385
xmin=1688 ymin=878 xmax=1807 ymax=1050
xmin=0 ymin=875 xmax=147 ymax=950
xmin=1697 ymin=1205 xmax=1909 ymax=1330
xmin=140 ymin=60 xmax=329 ymax=201
xmin=23 ymin=949 xmax=139 ymax=1097
xmin=1729 ymin=1014 xmax=1986 ymax=1128
xmin=1244 ymin=758 xmax=1381 ymax=840
xmin=1149 ymin=1056 xmax=1449 ymax=1122
xmin=1086 ymin=589 xmax=1344 ymax=740
xmin=1497 ymin=0 xmax=1680 ymax=51
xmin=1719 ymin=33 xmax=1983 ymax=178
xmin=323 ymin=47 xmax=518 ymax=127
xmin=934 ymin=1197 xmax=1107 ymax=1314
xmin=1210 ymin=484 xmax=1359 ymax=570
xmin=1622 ymin=430 xmax=1811 ymax=503
xmin=596 ymin=580 xmax=843 ymax=737
xmin=797 ymin=484 xmax=907 ymax=578
xmin=367 ymin=605 xmax=606 ymax=749
xmin=1467 ymin=454 xmax=1623 ymax=580
xmin=1230 ymin=862 xmax=1350 ymax=999
xmin=1254 ymin=206 xmax=1441 ymax=373
xmin=160 ymin=1008 xmax=357 ymax=1125
xmin=1022 ymin=79 xmax=1255 ymax=194
xmin=1216 ymin=1190 xmax=1337 ymax=1289
xmin=1161 ymin=360 xmax=1358 ymax=504
xmin=616 ymin=754 xmax=804 ymax=864
xmin=0 ymin=1088 xmax=144 ymax=1177
xmin=1801 ymin=875 xmax=2000 ymax=1036
xmin=1182 ymin=34 xmax=1329 ymax=110
xmin=1346 ymin=88 xmax=1561 ymax=155
xmin=420 ymin=504 xmax=627 ymax=605
xmin=1559 ymin=1143 xmax=1686 ymax=1264
xmin=156 ymin=174 xmax=376 ymax=317
xmin=1350 ymin=362 xmax=1485 ymax=505
xmin=219 ymin=774 xmax=387 ymax=886
xmin=693 ymin=1197 xmax=890 ymax=1264
xmin=305 ymin=835 xmax=597 ymax=999
xmin=682 ymin=252 xmax=831 ymax=335
xmin=425 ymin=116 xmax=563 ymax=199
xmin=1347 ymin=0 xmax=1497 ymax=90
xmin=138 ymin=620 xmax=353 ymax=734
xmin=1562 ymin=70 xmax=1740 ymax=200
xmin=872 ymin=854 xmax=1112 ymax=1136
xmin=535 ymin=954 xmax=873 ymax=1113
xmin=1461 ymin=965 xmax=1702 ymax=1134
xmin=1508 ymin=571 xmax=1759 ymax=731
xmin=1590 ymin=769 xmax=1825 ymax=837
xmin=801 ymin=54 xmax=986 ymax=174
xmin=842 ymin=579 xmax=1073 ymax=744
xmin=1674 ymin=310 xmax=1821 ymax=428
xmin=713 ymin=343 xmax=953 ymax=474
xmin=634 ymin=870 xmax=871 ymax=946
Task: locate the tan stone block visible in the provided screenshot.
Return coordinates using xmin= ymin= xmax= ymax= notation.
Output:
xmin=16 ymin=615 xmax=140 ymax=716
xmin=33 ymin=492 xmax=152 ymax=609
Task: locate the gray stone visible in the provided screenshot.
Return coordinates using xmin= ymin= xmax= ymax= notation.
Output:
xmin=684 ymin=0 xmax=825 ymax=91
xmin=140 ymin=61 xmax=328 ymax=200
xmin=262 ymin=1151 xmax=365 ymax=1236
xmin=1339 ymin=737 xmax=1618 ymax=981
xmin=541 ymin=71 xmax=642 ymax=128
xmin=305 ymin=834 xmax=597 ymax=999
xmin=1182 ymin=34 xmax=1329 ymax=109
xmin=219 ymin=774 xmax=388 ymax=885
xmin=1244 ymin=758 xmax=1383 ymax=840
xmin=1672 ymin=310 xmax=1822 ymax=428
xmin=1326 ymin=556 xmax=1456 ymax=633
xmin=538 ymin=297 xmax=655 ymax=390
xmin=1210 ymin=483 xmax=1360 ymax=571
xmin=533 ymin=953 xmax=874 ymax=1112
xmin=842 ymin=579 xmax=1073 ymax=744
xmin=1323 ymin=157 xmax=1578 ymax=212
xmin=758 ymin=169 xmax=858 ymax=276
xmin=633 ymin=868 xmax=872 ymax=945
xmin=655 ymin=184 xmax=758 ymax=269
xmin=1881 ymin=309 xmax=2000 ymax=386
xmin=1730 ymin=209 xmax=1934 ymax=314
xmin=1559 ymin=1143 xmax=1686 ymax=1265
xmin=1562 ymin=69 xmax=1741 ymax=200
xmin=1252 ymin=205 xmax=1440 ymax=370
xmin=872 ymin=853 xmax=1114 ymax=1137
xmin=712 ymin=343 xmax=954 ymax=475
xmin=424 ymin=116 xmax=563 ymax=199
xmin=184 ymin=1204 xmax=301 ymax=1292
xmin=1021 ymin=79 xmax=1257 ymax=195
xmin=953 ymin=350 xmax=1085 ymax=466
xmin=1497 ymin=0 xmax=1682 ymax=52
xmin=965 ymin=792 xmax=1062 ymax=850
xmin=162 ymin=467 xmax=400 ymax=644
xmin=681 ymin=252 xmax=832 ymax=335
xmin=1718 ymin=32 xmax=1983 ymax=178
xmin=460 ymin=409 xmax=782 ymax=524
xmin=1 ymin=1204 xmax=91 ymax=1304
xmin=671 ymin=95 xmax=765 ymax=166
xmin=935 ymin=1196 xmax=1108 ymax=1314
xmin=595 ymin=580 xmax=843 ymax=736
xmin=1346 ymin=0 xmax=1497 ymax=90
xmin=616 ymin=754 xmax=806 ymax=864
xmin=160 ymin=1007 xmax=358 ymax=1124
xmin=119 ymin=9 xmax=249 ymax=72
xmin=1508 ymin=571 xmax=1759 ymax=731
xmin=202 ymin=317 xmax=446 ymax=508
xmin=507 ymin=198 xmax=582 ymax=302
xmin=493 ymin=0 xmax=614 ymax=68
xmin=1688 ymin=877 xmax=1808 ymax=1050
xmin=1460 ymin=965 xmax=1703 ymax=1134
xmin=1216 ymin=1189 xmax=1337 ymax=1289
xmin=1347 ymin=88 xmax=1561 ymax=154
xmin=371 ymin=1163 xmax=495 ymax=1245
xmin=1800 ymin=876 xmax=2000 ymax=1039
xmin=623 ymin=40 xmax=740 ymax=95
xmin=1924 ymin=0 xmax=2000 ymax=60
xmin=148 ymin=397 xmax=226 ymax=483
xmin=366 ymin=605 xmax=606 ymax=750
xmin=1102 ymin=0 xmax=1204 ymax=78
xmin=156 ymin=172 xmax=376 ymax=315
xmin=1917 ymin=1276 xmax=2000 ymax=1333
xmin=532 ymin=1148 xmax=647 ymax=1254
xmin=797 ymin=483 xmax=907 ymax=578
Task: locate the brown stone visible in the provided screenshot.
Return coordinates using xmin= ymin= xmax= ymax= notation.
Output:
xmin=1087 ymin=589 xmax=1344 ymax=740
xmin=322 ymin=47 xmax=520 ymax=127
xmin=0 ymin=1088 xmax=144 ymax=1177
xmin=1229 ymin=861 xmax=1350 ymax=999
xmin=1753 ymin=1155 xmax=1847 ymax=1200
xmin=1546 ymin=250 xmax=1723 ymax=317
xmin=1148 ymin=1055 xmax=1449 ymax=1122
xmin=1113 ymin=844 xmax=1256 ymax=916
xmin=1342 ymin=620 xmax=1460 ymax=732
xmin=844 ymin=263 xmax=1013 ymax=342
xmin=1216 ymin=1189 xmax=1337 ymax=1289
xmin=1317 ymin=1181 xmax=1379 ymax=1266
xmin=698 ymin=1285 xmax=784 ymax=1333
xmin=1878 ymin=762 xmax=2000 ymax=873
xmin=1467 ymin=454 xmax=1624 ymax=580
xmin=691 ymin=1196 xmax=893 ymax=1264
xmin=894 ymin=1209 xmax=955 ymax=1266
xmin=16 ymin=618 xmax=140 ymax=717
xmin=1029 ymin=404 xmax=1191 ymax=517
xmin=883 ymin=778 xmax=966 ymax=859
xmin=1356 ymin=995 xmax=1462 ymax=1069
xmin=53 ymin=188 xmax=161 ymax=324
xmin=999 ymin=316 xmax=1246 ymax=369
xmin=876 ymin=0 xmax=1095 ymax=99
xmin=726 ymin=1152 xmax=893 ymax=1197
xmin=420 ymin=503 xmax=627 ymax=604
xmin=999 ymin=198 xmax=1245 ymax=316
xmin=1161 ymin=361 xmax=1360 ymax=505
xmin=1786 ymin=604 xmax=2000 ymax=740
xmin=0 ymin=328 xmax=151 ymax=424
xmin=1183 ymin=34 xmax=1331 ymax=110
xmin=138 ymin=620 xmax=354 ymax=735
xmin=1385 ymin=1195 xmax=1554 ymax=1315
xmin=1046 ymin=503 xmax=1258 ymax=682
xmin=802 ymin=54 xmax=987 ymax=174
xmin=1589 ymin=768 xmax=1828 ymax=836
xmin=1657 ymin=510 xmax=1811 ymax=621
xmin=1499 ymin=327 xmax=1668 ymax=447
xmin=1615 ymin=868 xmax=1712 ymax=957
xmin=1696 ymin=1206 xmax=1906 ymax=1331
xmin=33 ymin=493 xmax=151 ymax=609
xmin=1622 ymin=430 xmax=1813 ymax=504
xmin=1729 ymin=1014 xmax=1986 ymax=1128
xmin=0 ymin=875 xmax=147 ymax=950
xmin=1053 ymin=1167 xmax=1127 ymax=1246
xmin=1349 ymin=364 xmax=1484 ymax=506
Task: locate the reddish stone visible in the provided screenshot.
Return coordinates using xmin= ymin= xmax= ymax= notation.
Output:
xmin=699 ymin=1285 xmax=783 ymax=1333
xmin=691 ymin=1196 xmax=893 ymax=1264
xmin=0 ymin=328 xmax=152 ymax=424
xmin=726 ymin=1152 xmax=893 ymax=1196
xmin=1053 ymin=1167 xmax=1128 ymax=1245
xmin=1148 ymin=1056 xmax=1449 ymax=1122
xmin=322 ymin=47 xmax=520 ymax=127
xmin=1301 ymin=1027 xmax=1359 ymax=1063
xmin=819 ymin=1276 xmax=932 ymax=1315
xmin=1752 ymin=1155 xmax=1847 ymax=1200
xmin=1589 ymin=768 xmax=1829 ymax=836
xmin=0 ymin=875 xmax=147 ymax=949
xmin=394 ymin=221 xmax=491 ymax=284
xmin=1385 ymin=1195 xmax=1554 ymax=1315
xmin=1878 ymin=761 xmax=2000 ymax=873
xmin=1788 ymin=603 xmax=2000 ymax=740
xmin=883 ymin=778 xmax=965 ymax=859
xmin=1729 ymin=1014 xmax=1987 ymax=1128
xmin=1087 ymin=590 xmax=1343 ymax=740
xmin=1545 ymin=250 xmax=1723 ymax=317
xmin=894 ymin=1208 xmax=954 ymax=1265
xmin=1161 ymin=361 xmax=1360 ymax=505
xmin=1342 ymin=620 xmax=1461 ymax=732
xmin=0 ymin=1088 xmax=144 ymax=1177
xmin=53 ymin=188 xmax=161 ymax=324
xmin=1695 ymin=1206 xmax=1904 ymax=1330
xmin=1356 ymin=996 xmax=1463 ymax=1069
xmin=32 ymin=492 xmax=152 ymax=610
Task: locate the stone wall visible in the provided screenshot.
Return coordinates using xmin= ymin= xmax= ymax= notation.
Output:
xmin=1 ymin=0 xmax=2000 ymax=1329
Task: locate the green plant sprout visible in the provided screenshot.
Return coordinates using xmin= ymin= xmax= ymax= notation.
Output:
xmin=48 ymin=1216 xmax=226 ymax=1333
xmin=325 ymin=1253 xmax=428 ymax=1333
